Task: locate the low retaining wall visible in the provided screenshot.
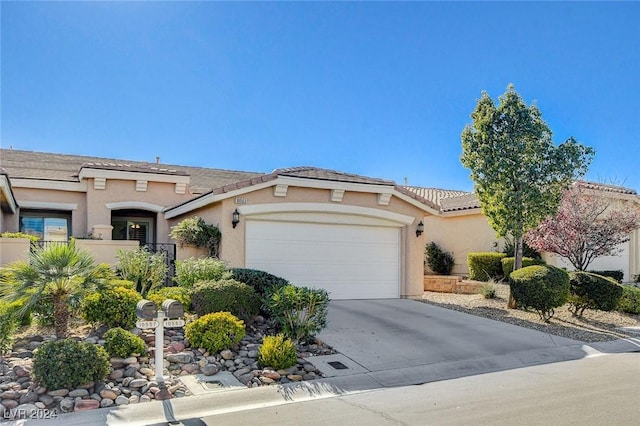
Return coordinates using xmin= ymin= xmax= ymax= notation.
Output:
xmin=423 ymin=275 xmax=484 ymax=294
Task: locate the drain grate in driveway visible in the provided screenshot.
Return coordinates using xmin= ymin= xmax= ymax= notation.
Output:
xmin=328 ymin=361 xmax=349 ymax=370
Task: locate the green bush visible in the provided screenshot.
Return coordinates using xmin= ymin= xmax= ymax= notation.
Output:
xmin=258 ymin=334 xmax=297 ymax=370
xmin=0 ymin=302 xmax=19 ymax=354
xmin=229 ymin=268 xmax=289 ymax=298
xmin=103 ymin=327 xmax=147 ymax=358
xmin=0 ymin=232 xmax=39 ymax=242
xmin=190 ymin=279 xmax=260 ymax=322
xmin=185 ymin=311 xmax=245 ymax=354
xmin=116 ymin=247 xmax=167 ymax=297
xmin=82 ymin=286 xmax=142 ymax=329
xmin=174 ymin=257 xmax=230 ymax=288
xmin=502 ymin=236 xmax=541 ymax=259
xmin=618 ymin=286 xmax=640 ymax=315
xmin=568 ymin=272 xmax=623 ymax=317
xmin=467 ymin=252 xmax=506 ymax=281
xmin=425 ymin=242 xmax=455 ymax=275
xmin=265 ymin=284 xmax=329 ymax=343
xmin=148 ymin=286 xmax=192 ymax=312
xmin=31 ymin=292 xmax=56 ymax=326
xmin=509 ymin=265 xmax=570 ymax=322
xmin=501 ymin=257 xmax=546 ymax=277
xmin=587 ymin=270 xmax=624 ymax=283
xmin=170 ymin=217 xmax=221 ymax=258
xmin=108 ymin=279 xmax=137 ymax=290
xmin=32 ymin=339 xmax=110 ymax=389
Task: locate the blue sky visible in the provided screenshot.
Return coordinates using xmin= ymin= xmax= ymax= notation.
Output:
xmin=2 ymin=2 xmax=639 ymax=192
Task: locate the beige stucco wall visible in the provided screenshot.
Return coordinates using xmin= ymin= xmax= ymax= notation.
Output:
xmin=0 ymin=237 xmax=31 ymax=265
xmin=74 ymin=239 xmax=139 ymax=265
xmin=424 ymin=211 xmax=503 ymax=276
xmin=12 ymin=187 xmax=87 ymax=237
xmin=168 ymin=185 xmax=429 ymax=298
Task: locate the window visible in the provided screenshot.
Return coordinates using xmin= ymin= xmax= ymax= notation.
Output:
xmin=20 ymin=211 xmax=71 ymax=241
xmin=112 ymin=218 xmax=153 ymax=245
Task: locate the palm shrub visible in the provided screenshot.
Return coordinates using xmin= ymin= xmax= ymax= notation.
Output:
xmin=467 ymin=252 xmax=506 ymax=281
xmin=82 ymin=285 xmax=142 ymax=329
xmin=103 ymin=327 xmax=147 ymax=357
xmin=189 ymin=279 xmax=260 ymax=322
xmin=568 ymin=272 xmax=623 ymax=317
xmin=32 ymin=339 xmax=110 ymax=389
xmin=0 ymin=241 xmax=113 ymax=338
xmin=509 ymin=265 xmax=570 ymax=322
xmin=174 ymin=257 xmax=230 ymax=289
xmin=116 ymin=247 xmax=167 ymax=297
xmin=185 ymin=311 xmax=245 ymax=354
xmin=265 ymin=284 xmax=329 ymax=343
xmin=425 ymin=242 xmax=455 ymax=275
xmin=258 ymin=334 xmax=297 ymax=370
xmin=148 ymin=286 xmax=191 ymax=312
xmin=617 ymin=286 xmax=640 ymax=315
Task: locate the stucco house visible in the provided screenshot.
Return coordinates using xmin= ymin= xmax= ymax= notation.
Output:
xmin=405 ymin=182 xmax=640 ymax=282
xmin=0 ymin=149 xmax=438 ymax=299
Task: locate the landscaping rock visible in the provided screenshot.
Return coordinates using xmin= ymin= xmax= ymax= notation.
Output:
xmin=68 ymin=389 xmax=89 ymax=398
xmin=74 ymin=399 xmax=100 ymax=411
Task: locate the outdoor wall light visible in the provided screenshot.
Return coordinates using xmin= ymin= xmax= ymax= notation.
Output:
xmin=232 ymin=209 xmax=240 ymax=228
xmin=416 ymin=221 xmax=424 ymax=237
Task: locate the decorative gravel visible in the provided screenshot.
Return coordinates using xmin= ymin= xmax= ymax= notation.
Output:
xmin=420 ymin=283 xmax=640 ymax=343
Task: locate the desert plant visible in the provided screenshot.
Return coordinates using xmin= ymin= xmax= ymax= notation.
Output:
xmin=568 ymin=272 xmax=623 ymax=317
xmin=184 ymin=311 xmax=245 ymax=354
xmin=480 ymin=282 xmax=497 ymax=299
xmin=509 ymin=265 xmax=570 ymax=322
xmin=467 ymin=252 xmax=507 ymax=281
xmin=617 ymin=286 xmax=640 ymax=315
xmin=265 ymin=284 xmax=329 ymax=343
xmin=148 ymin=286 xmax=192 ymax=312
xmin=425 ymin=242 xmax=455 ymax=275
xmin=32 ymin=339 xmax=110 ymax=389
xmin=170 ymin=217 xmax=222 ymax=258
xmin=82 ymin=286 xmax=142 ymax=329
xmin=189 ymin=279 xmax=260 ymax=322
xmin=174 ymin=257 xmax=230 ymax=288
xmin=501 ymin=257 xmax=546 ymax=278
xmin=229 ymin=268 xmax=290 ymax=299
xmin=103 ymin=327 xmax=147 ymax=358
xmin=586 ymin=270 xmax=624 ymax=284
xmin=258 ymin=334 xmax=297 ymax=370
xmin=0 ymin=241 xmax=113 ymax=338
xmin=116 ymin=247 xmax=167 ymax=297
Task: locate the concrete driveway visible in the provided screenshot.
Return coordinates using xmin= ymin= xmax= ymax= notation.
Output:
xmin=313 ymin=299 xmax=595 ymax=387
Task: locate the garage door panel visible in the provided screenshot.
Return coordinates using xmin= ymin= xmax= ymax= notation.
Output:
xmin=246 ymin=220 xmax=400 ymax=299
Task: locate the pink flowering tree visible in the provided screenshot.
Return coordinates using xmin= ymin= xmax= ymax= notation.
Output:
xmin=525 ymin=186 xmax=640 ymax=271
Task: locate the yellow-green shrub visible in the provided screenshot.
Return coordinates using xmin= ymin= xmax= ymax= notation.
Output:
xmin=467 ymin=252 xmax=506 ymax=281
xmin=104 ymin=327 xmax=146 ymax=357
xmin=258 ymin=334 xmax=297 ymax=370
xmin=185 ymin=311 xmax=245 ymax=354
xmin=82 ymin=286 xmax=142 ymax=329
xmin=148 ymin=287 xmax=191 ymax=312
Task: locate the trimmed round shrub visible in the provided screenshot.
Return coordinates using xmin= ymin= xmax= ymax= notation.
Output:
xmin=229 ymin=268 xmax=289 ymax=298
xmin=509 ymin=265 xmax=570 ymax=322
xmin=569 ymin=272 xmax=624 ymax=317
xmin=587 ymin=270 xmax=624 ymax=284
xmin=185 ymin=311 xmax=245 ymax=354
xmin=190 ymin=279 xmax=260 ymax=322
xmin=104 ymin=327 xmax=147 ymax=358
xmin=618 ymin=286 xmax=640 ymax=315
xmin=501 ymin=257 xmax=546 ymax=278
xmin=32 ymin=339 xmax=110 ymax=389
xmin=258 ymin=334 xmax=297 ymax=370
xmin=174 ymin=257 xmax=229 ymax=289
xmin=148 ymin=286 xmax=192 ymax=312
xmin=467 ymin=252 xmax=506 ymax=281
xmin=108 ymin=279 xmax=137 ymax=290
xmin=82 ymin=286 xmax=142 ymax=329
xmin=425 ymin=242 xmax=455 ymax=275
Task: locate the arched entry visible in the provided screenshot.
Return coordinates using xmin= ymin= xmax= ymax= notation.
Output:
xmin=111 ymin=209 xmax=156 ymax=246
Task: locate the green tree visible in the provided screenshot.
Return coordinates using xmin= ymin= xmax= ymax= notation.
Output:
xmin=0 ymin=242 xmax=113 ymax=338
xmin=460 ymin=85 xmax=594 ymax=307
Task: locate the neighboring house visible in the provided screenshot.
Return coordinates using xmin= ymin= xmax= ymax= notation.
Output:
xmin=405 ymin=182 xmax=640 ymax=281
xmin=0 ymin=149 xmax=439 ymax=299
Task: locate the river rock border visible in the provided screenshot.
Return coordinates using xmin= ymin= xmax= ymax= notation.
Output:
xmin=0 ymin=316 xmax=335 ymax=420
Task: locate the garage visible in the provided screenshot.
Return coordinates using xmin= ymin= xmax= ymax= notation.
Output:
xmin=245 ymin=219 xmax=401 ymax=299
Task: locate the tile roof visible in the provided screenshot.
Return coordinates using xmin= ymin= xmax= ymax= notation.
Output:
xmin=574 ymin=180 xmax=637 ymax=195
xmin=273 ymin=166 xmax=396 ymax=185
xmin=0 ymin=149 xmax=263 ymax=194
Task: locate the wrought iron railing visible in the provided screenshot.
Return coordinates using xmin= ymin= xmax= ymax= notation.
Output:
xmin=144 ymin=242 xmax=177 ymax=286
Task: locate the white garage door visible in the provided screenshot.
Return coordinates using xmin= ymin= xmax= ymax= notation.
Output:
xmin=245 ymin=220 xmax=400 ymax=299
